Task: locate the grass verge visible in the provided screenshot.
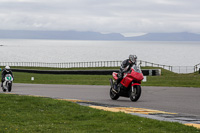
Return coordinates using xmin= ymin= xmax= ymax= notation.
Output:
xmin=0 ymin=93 xmax=199 ymax=133
xmin=1 ymin=66 xmax=199 ymax=87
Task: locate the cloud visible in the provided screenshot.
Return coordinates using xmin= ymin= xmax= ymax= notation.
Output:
xmin=0 ymin=0 xmax=200 ymax=34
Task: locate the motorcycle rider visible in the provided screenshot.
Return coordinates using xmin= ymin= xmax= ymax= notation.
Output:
xmin=1 ymin=66 xmax=14 ymax=87
xmin=114 ymin=55 xmax=137 ymax=92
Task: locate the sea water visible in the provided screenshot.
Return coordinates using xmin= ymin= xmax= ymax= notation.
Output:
xmin=0 ymin=39 xmax=200 ymax=66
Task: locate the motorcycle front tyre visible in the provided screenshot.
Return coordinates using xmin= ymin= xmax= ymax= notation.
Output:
xmin=129 ymin=85 xmax=141 ymax=102
xmin=110 ymin=87 xmax=119 ymax=100
xmin=8 ymin=85 xmax=12 ymax=92
xmin=8 ymin=84 xmax=12 ymax=92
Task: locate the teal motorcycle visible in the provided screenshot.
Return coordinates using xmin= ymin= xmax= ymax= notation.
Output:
xmin=2 ymin=74 xmax=13 ymax=92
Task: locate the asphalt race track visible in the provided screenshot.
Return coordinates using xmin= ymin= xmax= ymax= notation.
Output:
xmin=5 ymin=83 xmax=200 ymax=117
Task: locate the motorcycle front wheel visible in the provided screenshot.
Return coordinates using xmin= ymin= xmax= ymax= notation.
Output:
xmin=129 ymin=85 xmax=141 ymax=102
xmin=8 ymin=83 xmax=12 ymax=92
xmin=110 ymin=87 xmax=119 ymax=100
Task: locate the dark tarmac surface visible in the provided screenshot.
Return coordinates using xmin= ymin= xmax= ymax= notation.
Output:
xmin=5 ymin=83 xmax=200 ymax=117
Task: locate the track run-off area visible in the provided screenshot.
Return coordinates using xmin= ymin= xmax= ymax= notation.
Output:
xmin=2 ymin=83 xmax=200 ymax=129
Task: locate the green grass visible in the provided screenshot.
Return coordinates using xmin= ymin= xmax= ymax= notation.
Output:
xmin=2 ymin=66 xmax=199 ymax=87
xmin=12 ymin=72 xmax=112 ymax=85
xmin=0 ymin=94 xmax=199 ymax=133
xmin=141 ymin=67 xmax=200 ymax=87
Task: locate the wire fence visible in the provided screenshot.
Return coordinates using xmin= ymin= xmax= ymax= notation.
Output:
xmin=171 ymin=66 xmax=197 ymax=74
xmin=0 ymin=60 xmax=199 ymax=74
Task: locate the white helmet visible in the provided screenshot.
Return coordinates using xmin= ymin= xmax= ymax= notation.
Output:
xmin=5 ymin=66 xmax=10 ymax=72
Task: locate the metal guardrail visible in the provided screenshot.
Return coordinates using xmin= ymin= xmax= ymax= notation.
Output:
xmin=0 ymin=61 xmax=122 ymax=68
xmin=0 ymin=60 xmax=199 ymax=74
xmin=0 ymin=60 xmax=171 ymax=69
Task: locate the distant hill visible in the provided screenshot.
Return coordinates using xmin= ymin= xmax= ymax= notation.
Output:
xmin=0 ymin=30 xmax=125 ymax=40
xmin=127 ymin=32 xmax=200 ymax=41
xmin=0 ymin=30 xmax=200 ymax=41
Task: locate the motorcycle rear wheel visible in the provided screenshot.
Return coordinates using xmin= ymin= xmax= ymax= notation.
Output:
xmin=129 ymin=85 xmax=141 ymax=102
xmin=110 ymin=87 xmax=119 ymax=100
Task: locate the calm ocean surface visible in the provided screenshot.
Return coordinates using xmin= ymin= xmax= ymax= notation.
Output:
xmin=0 ymin=39 xmax=200 ymax=66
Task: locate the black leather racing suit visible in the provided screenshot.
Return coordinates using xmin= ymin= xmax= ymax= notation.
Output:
xmin=116 ymin=59 xmax=135 ymax=85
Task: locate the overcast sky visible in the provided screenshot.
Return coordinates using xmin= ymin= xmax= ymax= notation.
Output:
xmin=0 ymin=0 xmax=200 ymax=36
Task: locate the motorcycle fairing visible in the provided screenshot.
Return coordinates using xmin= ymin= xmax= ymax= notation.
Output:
xmin=3 ymin=81 xmax=7 ymax=87
xmin=112 ymin=72 xmax=132 ymax=88
xmin=131 ymin=83 xmax=141 ymax=86
xmin=131 ymin=70 xmax=144 ymax=81
xmin=121 ymin=70 xmax=143 ymax=88
xmin=121 ymin=78 xmax=131 ymax=88
xmin=112 ymin=68 xmax=144 ymax=88
xmin=112 ymin=72 xmax=118 ymax=80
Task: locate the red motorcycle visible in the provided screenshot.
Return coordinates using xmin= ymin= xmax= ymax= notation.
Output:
xmin=109 ymin=64 xmax=144 ymax=102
